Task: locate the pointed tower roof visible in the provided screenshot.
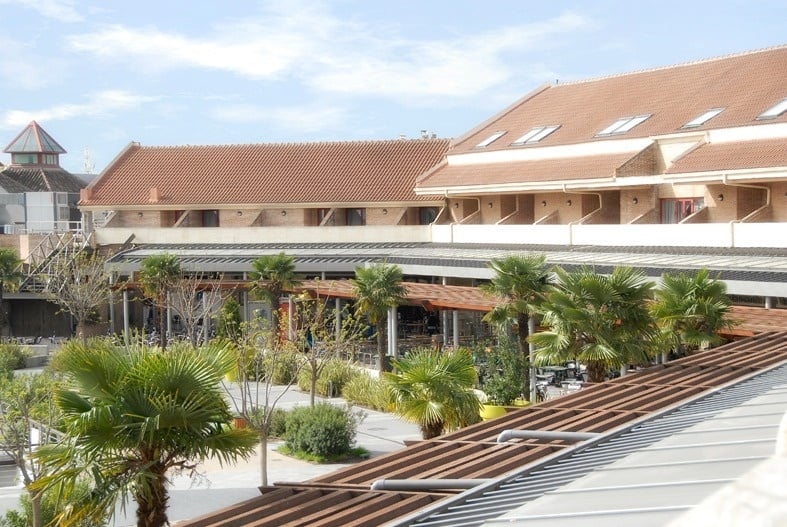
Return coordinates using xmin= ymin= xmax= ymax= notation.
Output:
xmin=3 ymin=121 xmax=66 ymax=154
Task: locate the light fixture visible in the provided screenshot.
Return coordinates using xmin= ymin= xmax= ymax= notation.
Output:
xmin=454 ymin=202 xmax=459 ymax=208
xmin=488 ymin=202 xmax=493 ymax=208
xmin=281 ymin=210 xmax=287 ymax=216
xmin=541 ymin=200 xmax=547 ymax=207
xmin=382 ymin=208 xmax=388 ymax=215
xmin=717 ymin=193 xmax=724 ymax=202
xmin=236 ymin=210 xmax=242 ymax=216
xmin=632 ymin=197 xmax=638 ymax=204
xmin=137 ymin=212 xmax=143 ymax=218
xmin=566 ymin=199 xmax=572 ymax=206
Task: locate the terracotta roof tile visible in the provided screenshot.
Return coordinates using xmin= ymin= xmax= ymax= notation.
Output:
xmin=416 ymin=151 xmax=639 ymax=190
xmin=450 ymin=46 xmax=787 ymax=155
xmin=666 ymin=137 xmax=787 ymax=174
xmin=82 ymin=139 xmax=450 ymax=208
xmin=0 ymin=166 xmax=84 ymax=192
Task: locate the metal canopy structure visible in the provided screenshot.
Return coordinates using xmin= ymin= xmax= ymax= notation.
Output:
xmin=181 ymin=331 xmax=787 ymax=527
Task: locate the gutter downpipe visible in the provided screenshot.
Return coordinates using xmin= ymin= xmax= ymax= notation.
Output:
xmin=497 ymin=429 xmax=601 ymax=443
xmin=721 ymin=174 xmax=772 ymax=249
xmin=563 ymin=184 xmax=603 ymax=247
xmin=370 ymin=479 xmax=491 ymax=491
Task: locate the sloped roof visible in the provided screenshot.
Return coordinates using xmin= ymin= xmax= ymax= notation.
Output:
xmin=81 ymin=139 xmax=451 ymax=208
xmin=449 ymin=46 xmax=787 ymax=155
xmin=666 ymin=137 xmax=787 ymax=175
xmin=180 ymin=332 xmax=787 ymax=527
xmin=416 ymin=151 xmax=639 ymax=191
xmin=3 ymin=121 xmax=66 ymax=154
xmin=0 ymin=166 xmax=84 ymax=192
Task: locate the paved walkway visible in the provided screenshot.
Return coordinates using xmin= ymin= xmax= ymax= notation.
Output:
xmin=0 ymin=381 xmax=423 ymax=526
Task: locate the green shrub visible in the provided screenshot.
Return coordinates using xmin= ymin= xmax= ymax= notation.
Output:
xmin=297 ymin=358 xmax=356 ymax=396
xmin=258 ymin=347 xmax=303 ymax=384
xmin=0 ymin=343 xmax=28 ymax=377
xmin=268 ymin=407 xmax=288 ymax=438
xmin=284 ymin=403 xmax=361 ymax=458
xmin=0 ymin=480 xmax=109 ymax=527
xmin=342 ymin=371 xmax=390 ymax=411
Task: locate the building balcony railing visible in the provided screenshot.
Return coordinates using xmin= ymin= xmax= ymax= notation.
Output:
xmin=91 ymin=222 xmax=787 ymax=249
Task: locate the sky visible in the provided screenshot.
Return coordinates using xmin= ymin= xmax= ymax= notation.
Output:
xmin=0 ymin=0 xmax=784 ymax=175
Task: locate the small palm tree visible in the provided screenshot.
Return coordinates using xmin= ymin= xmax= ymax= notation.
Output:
xmin=531 ymin=266 xmax=657 ymax=383
xmin=480 ymin=254 xmax=548 ymax=400
xmin=138 ymin=253 xmax=182 ymax=348
xmin=351 ymin=263 xmax=406 ymax=371
xmin=384 ymin=348 xmax=481 ymax=439
xmin=0 ymin=248 xmax=22 ymax=336
xmin=33 ymin=339 xmax=258 ymax=527
xmin=248 ymin=253 xmax=300 ymax=345
xmin=651 ymin=269 xmax=735 ymax=358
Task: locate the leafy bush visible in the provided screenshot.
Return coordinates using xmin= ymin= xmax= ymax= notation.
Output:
xmin=297 ymin=358 xmax=356 ymax=396
xmin=268 ymin=407 xmax=288 ymax=438
xmin=284 ymin=403 xmax=362 ymax=458
xmin=342 ymin=371 xmax=390 ymax=411
xmin=0 ymin=480 xmax=110 ymax=527
xmin=0 ymin=343 xmax=28 ymax=378
xmin=258 ymin=347 xmax=303 ymax=384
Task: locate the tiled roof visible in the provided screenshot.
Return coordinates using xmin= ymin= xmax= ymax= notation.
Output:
xmin=180 ymin=331 xmax=787 ymax=527
xmin=81 ymin=139 xmax=451 ymax=208
xmin=416 ymin=151 xmax=638 ymax=191
xmin=3 ymin=121 xmax=66 ymax=154
xmin=449 ymin=46 xmax=787 ymax=155
xmin=666 ymin=137 xmax=787 ymax=174
xmin=0 ymin=166 xmax=84 ymax=192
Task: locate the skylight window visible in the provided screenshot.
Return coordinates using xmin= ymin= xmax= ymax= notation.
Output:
xmin=683 ymin=108 xmax=724 ymax=128
xmin=757 ymin=98 xmax=787 ymax=120
xmin=476 ymin=131 xmax=506 ymax=147
xmin=511 ymin=125 xmax=560 ymax=145
xmin=597 ymin=115 xmax=651 ymax=136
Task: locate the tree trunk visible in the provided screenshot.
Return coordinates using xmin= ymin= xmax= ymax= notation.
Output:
xmin=260 ymin=432 xmax=269 ymax=487
xmin=586 ymin=360 xmax=607 ymax=383
xmin=30 ymin=491 xmax=43 ymax=527
xmin=517 ymin=313 xmax=530 ymax=401
xmin=136 ymin=472 xmax=169 ymax=527
xmin=158 ymin=295 xmax=168 ymax=349
xmin=421 ymin=420 xmax=444 ymax=440
xmin=310 ymin=363 xmax=317 ymax=407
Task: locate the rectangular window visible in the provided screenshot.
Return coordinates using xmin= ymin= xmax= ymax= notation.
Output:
xmin=661 ymin=198 xmax=704 ymax=224
xmin=419 ymin=207 xmax=438 ymax=225
xmin=346 ymin=208 xmax=366 ymax=226
xmin=597 ymin=115 xmax=651 ymax=136
xmin=757 ymin=98 xmax=787 ymax=120
xmin=475 ymin=131 xmax=506 ymax=148
xmin=683 ymin=108 xmax=724 ymax=128
xmin=202 ymin=210 xmax=219 ymax=227
xmin=511 ymin=125 xmax=560 ymax=145
xmin=12 ymin=153 xmax=37 ymax=165
xmin=43 ymin=154 xmax=58 ymax=165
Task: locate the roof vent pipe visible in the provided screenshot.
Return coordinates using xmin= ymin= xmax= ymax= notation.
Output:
xmin=370 ymin=479 xmax=490 ymax=491
xmin=496 ymin=429 xmax=600 ymax=443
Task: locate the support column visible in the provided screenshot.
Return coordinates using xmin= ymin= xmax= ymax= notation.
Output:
xmin=453 ymin=310 xmax=460 ymax=348
xmin=528 ymin=317 xmax=536 ymax=403
xmin=335 ymin=298 xmax=342 ymax=341
xmin=123 ymin=289 xmax=130 ymax=345
xmin=766 ymin=296 xmax=774 ymax=309
xmin=388 ymin=306 xmax=398 ymax=359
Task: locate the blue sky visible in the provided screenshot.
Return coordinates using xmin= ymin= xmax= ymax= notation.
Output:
xmin=0 ymin=0 xmax=784 ymax=175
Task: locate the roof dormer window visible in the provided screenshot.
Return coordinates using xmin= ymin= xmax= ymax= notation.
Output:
xmin=682 ymin=108 xmax=724 ymax=128
xmin=511 ymin=125 xmax=560 ymax=145
xmin=757 ymin=98 xmax=787 ymax=120
xmin=475 ymin=131 xmax=506 ymax=148
xmin=596 ymin=114 xmax=651 ymax=136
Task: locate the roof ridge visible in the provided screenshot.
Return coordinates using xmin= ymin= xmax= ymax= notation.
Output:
xmin=139 ymin=138 xmax=452 ymax=150
xmin=558 ymin=43 xmax=787 ymax=87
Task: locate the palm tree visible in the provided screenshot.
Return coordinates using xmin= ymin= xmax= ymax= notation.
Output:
xmin=384 ymin=347 xmax=481 ymax=439
xmin=651 ymin=269 xmax=734 ymax=359
xmin=530 ymin=266 xmax=657 ymax=383
xmin=480 ymin=254 xmax=548 ymax=401
xmin=138 ymin=253 xmax=182 ymax=348
xmin=0 ymin=248 xmax=22 ymax=337
xmin=248 ymin=253 xmax=300 ymax=345
xmin=33 ymin=339 xmax=258 ymax=527
xmin=351 ymin=263 xmax=406 ymax=371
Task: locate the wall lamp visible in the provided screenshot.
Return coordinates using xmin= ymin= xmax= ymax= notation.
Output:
xmin=236 ymin=210 xmax=243 ymax=216
xmin=632 ymin=197 xmax=638 ymax=204
xmin=281 ymin=210 xmax=287 ymax=216
xmin=454 ymin=202 xmax=459 ymax=208
xmin=137 ymin=212 xmax=143 ymax=218
xmin=488 ymin=202 xmax=493 ymax=208
xmin=382 ymin=208 xmax=388 ymax=215
xmin=541 ymin=200 xmax=547 ymax=207
xmin=717 ymin=193 xmax=724 ymax=202
xmin=566 ymin=199 xmax=572 ymax=206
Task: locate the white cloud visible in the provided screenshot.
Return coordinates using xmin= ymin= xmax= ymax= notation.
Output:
xmin=0 ymin=0 xmax=83 ymax=22
xmin=0 ymin=91 xmax=161 ymax=127
xmin=64 ymin=6 xmax=592 ymax=102
xmin=210 ymin=103 xmax=347 ymax=133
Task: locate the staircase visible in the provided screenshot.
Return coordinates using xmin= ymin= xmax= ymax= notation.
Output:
xmin=18 ymin=230 xmax=93 ymax=293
